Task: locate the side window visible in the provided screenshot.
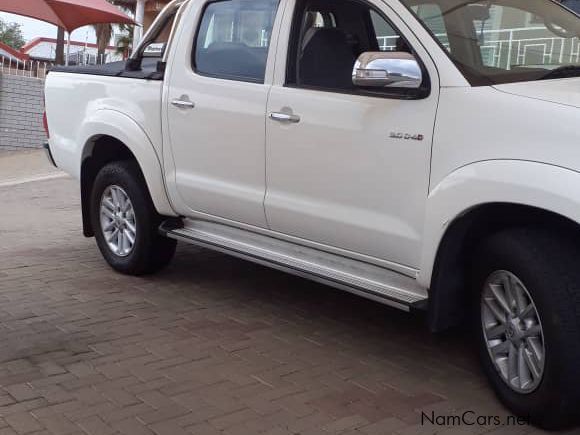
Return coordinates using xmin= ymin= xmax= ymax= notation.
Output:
xmin=194 ymin=0 xmax=279 ymax=83
xmin=370 ymin=10 xmax=401 ymax=51
xmin=287 ymin=0 xmax=412 ymax=92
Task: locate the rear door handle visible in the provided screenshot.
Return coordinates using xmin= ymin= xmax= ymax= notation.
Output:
xmin=171 ymin=96 xmax=195 ymax=109
xmin=269 ymin=112 xmax=300 ymax=123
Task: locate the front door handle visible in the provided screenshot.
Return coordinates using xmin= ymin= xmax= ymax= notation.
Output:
xmin=171 ymin=96 xmax=195 ymax=109
xmin=269 ymin=112 xmax=300 ymax=123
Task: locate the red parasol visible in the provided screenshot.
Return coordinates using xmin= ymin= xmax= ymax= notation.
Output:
xmin=0 ymin=0 xmax=134 ymax=33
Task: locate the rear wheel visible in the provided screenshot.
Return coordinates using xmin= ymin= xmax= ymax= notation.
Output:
xmin=90 ymin=160 xmax=176 ymax=275
xmin=471 ymin=228 xmax=580 ymax=429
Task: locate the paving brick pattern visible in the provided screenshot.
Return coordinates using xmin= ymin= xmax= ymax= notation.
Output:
xmin=0 ymin=176 xmax=575 ymax=435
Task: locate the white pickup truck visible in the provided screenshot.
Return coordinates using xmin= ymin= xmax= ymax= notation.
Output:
xmin=44 ymin=0 xmax=580 ymax=427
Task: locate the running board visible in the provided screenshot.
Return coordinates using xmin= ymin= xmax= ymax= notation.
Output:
xmin=160 ymin=219 xmax=428 ymax=312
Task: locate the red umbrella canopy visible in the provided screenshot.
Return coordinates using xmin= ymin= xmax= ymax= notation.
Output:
xmin=0 ymin=0 xmax=135 ymax=33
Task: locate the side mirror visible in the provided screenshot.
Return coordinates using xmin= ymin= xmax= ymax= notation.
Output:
xmin=352 ymin=52 xmax=422 ymax=89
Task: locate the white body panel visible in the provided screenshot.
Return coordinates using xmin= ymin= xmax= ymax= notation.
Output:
xmin=420 ymin=160 xmax=580 ymax=287
xmin=265 ymin=0 xmax=440 ymax=268
xmin=44 ymin=0 xmax=580 ymax=306
xmin=265 ymin=87 xmax=434 ymax=267
xmin=161 ymin=1 xmax=271 ymax=227
xmin=165 ymin=76 xmax=270 ymax=226
xmin=45 ymin=73 xmax=176 ymax=216
xmin=160 ymin=0 xmax=288 ymax=227
xmin=429 ymin=83 xmax=580 ymax=188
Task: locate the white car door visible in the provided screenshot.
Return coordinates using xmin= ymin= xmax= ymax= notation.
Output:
xmin=265 ymin=0 xmax=440 ymax=268
xmin=165 ymin=0 xmax=282 ymax=227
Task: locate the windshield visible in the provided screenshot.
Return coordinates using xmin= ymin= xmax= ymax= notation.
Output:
xmin=400 ymin=0 xmax=580 ymax=85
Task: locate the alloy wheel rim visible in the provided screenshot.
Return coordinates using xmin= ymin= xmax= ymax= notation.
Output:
xmin=481 ymin=270 xmax=545 ymax=394
xmin=99 ymin=185 xmax=137 ymax=257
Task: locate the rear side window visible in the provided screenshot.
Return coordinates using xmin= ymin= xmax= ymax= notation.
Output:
xmin=194 ymin=0 xmax=280 ymax=83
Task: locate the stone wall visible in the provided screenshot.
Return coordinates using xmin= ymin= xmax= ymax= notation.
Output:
xmin=0 ymin=74 xmax=47 ymax=150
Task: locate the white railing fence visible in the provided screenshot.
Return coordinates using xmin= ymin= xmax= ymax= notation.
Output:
xmin=0 ymin=57 xmax=51 ymax=79
xmin=376 ymin=35 xmax=400 ymax=51
xmin=68 ymin=51 xmax=122 ymax=66
xmin=377 ymin=26 xmax=580 ymax=70
xmin=478 ymin=27 xmax=580 ymax=69
xmin=1 ymin=51 xmax=123 ymax=79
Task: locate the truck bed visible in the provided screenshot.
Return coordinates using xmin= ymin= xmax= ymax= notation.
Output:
xmin=50 ymin=59 xmax=163 ymax=80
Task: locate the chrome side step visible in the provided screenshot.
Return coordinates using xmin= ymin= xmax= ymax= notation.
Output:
xmin=160 ymin=219 xmax=428 ymax=312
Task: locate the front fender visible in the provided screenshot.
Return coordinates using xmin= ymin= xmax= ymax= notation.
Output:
xmin=419 ymin=160 xmax=580 ymax=288
xmin=79 ymin=109 xmax=176 ymax=217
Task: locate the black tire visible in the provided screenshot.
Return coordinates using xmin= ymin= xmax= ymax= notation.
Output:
xmin=471 ymin=228 xmax=580 ymax=429
xmin=90 ymin=160 xmax=176 ymax=275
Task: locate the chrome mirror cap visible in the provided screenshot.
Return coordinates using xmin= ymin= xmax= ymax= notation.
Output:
xmin=352 ymin=51 xmax=422 ymax=89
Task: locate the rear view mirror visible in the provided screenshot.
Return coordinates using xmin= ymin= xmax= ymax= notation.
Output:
xmin=352 ymin=51 xmax=422 ymax=89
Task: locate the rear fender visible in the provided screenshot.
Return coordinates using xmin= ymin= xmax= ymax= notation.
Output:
xmin=79 ymin=109 xmax=177 ymax=217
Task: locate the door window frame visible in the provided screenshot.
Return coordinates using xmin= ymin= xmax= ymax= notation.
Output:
xmin=283 ymin=0 xmax=432 ymax=99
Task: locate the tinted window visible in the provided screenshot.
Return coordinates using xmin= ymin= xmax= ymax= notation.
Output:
xmin=194 ymin=0 xmax=279 ymax=82
xmin=287 ymin=0 xmax=412 ymax=92
xmin=303 ymin=10 xmax=337 ymax=30
xmin=370 ymin=10 xmax=410 ymax=52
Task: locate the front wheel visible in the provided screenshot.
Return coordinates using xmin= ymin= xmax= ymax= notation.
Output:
xmin=90 ymin=160 xmax=176 ymax=275
xmin=471 ymin=228 xmax=580 ymax=429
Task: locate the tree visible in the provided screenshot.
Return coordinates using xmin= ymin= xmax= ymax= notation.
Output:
xmin=55 ymin=27 xmax=65 ymax=65
xmin=0 ymin=18 xmax=25 ymax=50
xmin=113 ymin=22 xmax=134 ymax=59
xmin=94 ymin=1 xmax=135 ymax=63
xmin=115 ymin=35 xmax=132 ymax=59
xmin=93 ymin=23 xmax=113 ymax=63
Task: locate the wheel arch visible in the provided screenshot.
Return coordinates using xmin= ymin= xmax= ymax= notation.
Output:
xmin=79 ymin=119 xmax=177 ymax=237
xmin=427 ymin=202 xmax=580 ymax=332
xmin=423 ymin=160 xmax=580 ymax=332
xmin=81 ymin=135 xmax=137 ymax=236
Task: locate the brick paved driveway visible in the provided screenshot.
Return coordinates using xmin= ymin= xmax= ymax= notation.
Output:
xmin=0 ymin=154 xmax=568 ymax=435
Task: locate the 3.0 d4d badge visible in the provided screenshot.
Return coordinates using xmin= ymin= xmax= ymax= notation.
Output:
xmin=389 ymin=132 xmax=424 ymax=141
